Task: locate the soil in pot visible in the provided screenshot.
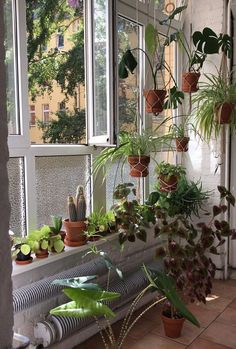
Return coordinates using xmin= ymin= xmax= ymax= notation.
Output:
xmin=35 ymin=248 xmax=49 ymax=259
xmin=159 ymin=175 xmax=179 ymax=192
xmin=64 ymin=219 xmax=87 ymax=247
xmin=182 ymin=72 xmax=200 ymax=93
xmin=144 ymin=89 xmax=166 ymax=114
xmin=176 ymin=137 xmax=190 ymax=152
xmin=128 ymin=155 xmax=150 ymax=177
xmin=214 ymin=102 xmax=234 ymax=124
xmin=162 ymin=310 xmax=185 ymax=338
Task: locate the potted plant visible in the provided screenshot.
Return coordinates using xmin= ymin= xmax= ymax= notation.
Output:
xmin=85 ymin=210 xmax=111 ymax=242
xmin=112 ymin=183 xmax=159 ymax=245
xmin=164 ymin=26 xmax=232 ymax=93
xmin=50 ymin=268 xmax=199 ymax=348
xmin=193 ymin=72 xmax=236 ymax=142
xmin=27 ymin=225 xmax=51 ymax=258
xmin=155 ymin=176 xmax=210 ymax=218
xmin=93 ymin=129 xmax=172 ymax=178
xmin=169 ymin=117 xmax=196 ymax=152
xmin=12 ymin=238 xmax=32 ymax=265
xmin=48 ymin=233 xmax=65 ymax=254
xmin=50 ymin=215 xmax=66 ymax=242
xmin=119 ymin=6 xmax=186 ymax=113
xmin=154 ymin=185 xmax=236 ymax=338
xmin=155 ymin=161 xmax=186 ymax=192
xmin=63 ymin=185 xmax=87 ymax=247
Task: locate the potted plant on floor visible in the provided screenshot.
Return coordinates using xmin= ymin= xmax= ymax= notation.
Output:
xmin=63 ymin=185 xmax=87 ymax=247
xmin=93 ymin=128 xmax=172 ymax=178
xmin=119 ymin=6 xmax=186 ymax=114
xmin=154 ymin=185 xmax=236 ymax=338
xmin=193 ymin=72 xmax=236 ymax=142
xmin=12 ymin=238 xmax=32 ymax=265
xmin=155 ymin=161 xmax=186 ymax=192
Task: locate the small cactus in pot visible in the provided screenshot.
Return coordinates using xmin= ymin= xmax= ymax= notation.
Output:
xmin=64 ymin=185 xmax=87 ymax=247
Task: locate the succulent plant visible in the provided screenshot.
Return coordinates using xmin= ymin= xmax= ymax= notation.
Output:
xmin=68 ymin=196 xmax=77 ymax=222
xmin=76 ymin=185 xmax=86 ymax=221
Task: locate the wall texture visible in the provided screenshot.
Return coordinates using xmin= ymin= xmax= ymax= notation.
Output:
xmin=0 ymin=1 xmax=13 ymax=347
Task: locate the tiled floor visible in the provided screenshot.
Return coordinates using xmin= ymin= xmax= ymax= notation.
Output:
xmin=76 ymin=279 xmax=236 ymax=349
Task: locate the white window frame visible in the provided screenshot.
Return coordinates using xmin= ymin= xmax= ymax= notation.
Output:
xmin=7 ymin=0 xmax=182 ymax=235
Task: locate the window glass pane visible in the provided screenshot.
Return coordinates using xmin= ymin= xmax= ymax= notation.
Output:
xmin=118 ymin=16 xmax=140 ymax=133
xmin=4 ymin=0 xmax=20 ymax=135
xmin=27 ymin=1 xmax=86 ymax=144
xmin=8 ymin=158 xmax=26 ymax=236
xmin=93 ymin=0 xmax=108 ymax=136
xmin=35 ymin=156 xmax=91 ymax=227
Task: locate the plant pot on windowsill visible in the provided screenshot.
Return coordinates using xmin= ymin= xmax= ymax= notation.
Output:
xmin=175 ymin=137 xmax=190 ymax=152
xmin=182 ymin=72 xmax=200 ymax=93
xmin=159 ymin=175 xmax=179 ymax=192
xmin=144 ymin=89 xmax=166 ymax=114
xmin=35 ymin=248 xmax=49 ymax=259
xmin=162 ymin=310 xmax=185 ymax=338
xmin=63 ymin=219 xmax=87 ymax=247
xmin=15 ymin=244 xmax=33 ymax=265
xmin=214 ymin=102 xmax=234 ymax=124
xmin=128 ymin=155 xmax=150 ymax=177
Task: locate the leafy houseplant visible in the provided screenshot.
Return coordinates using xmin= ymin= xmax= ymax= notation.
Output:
xmin=112 ymin=183 xmax=159 ymax=245
xmin=154 ymin=186 xmax=236 ymax=337
xmin=85 ymin=210 xmax=115 ymax=242
xmin=155 ymin=161 xmax=186 ymax=192
xmin=155 ymin=176 xmax=210 ymax=218
xmin=27 ymin=225 xmax=52 ymax=258
xmin=63 ymin=185 xmax=87 ymax=247
xmin=50 ymin=215 xmax=66 ymax=242
xmin=169 ymin=119 xmax=195 ymax=152
xmin=12 ymin=238 xmax=32 ymax=265
xmin=50 ymin=269 xmax=199 ymax=348
xmin=93 ymin=129 xmax=172 ymax=178
xmin=119 ymin=6 xmax=186 ymax=114
xmin=193 ymin=73 xmax=236 ymax=142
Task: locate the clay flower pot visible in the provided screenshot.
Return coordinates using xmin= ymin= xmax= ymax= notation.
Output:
xmin=214 ymin=102 xmax=234 ymax=124
xmin=35 ymin=248 xmax=49 ymax=259
xmin=175 ymin=137 xmax=190 ymax=152
xmin=159 ymin=175 xmax=179 ymax=192
xmin=182 ymin=72 xmax=200 ymax=93
xmin=162 ymin=312 xmax=185 ymax=338
xmin=63 ymin=219 xmax=87 ymax=247
xmin=15 ymin=244 xmax=33 ymax=265
xmin=144 ymin=89 xmax=166 ymax=114
xmin=128 ymin=155 xmax=150 ymax=177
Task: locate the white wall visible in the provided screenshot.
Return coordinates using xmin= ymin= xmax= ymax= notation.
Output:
xmin=0 ymin=1 xmax=13 ymax=347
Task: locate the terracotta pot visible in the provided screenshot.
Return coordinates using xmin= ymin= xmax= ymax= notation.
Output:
xmin=59 ymin=230 xmax=66 ymax=242
xmin=182 ymin=72 xmax=200 ymax=93
xmin=162 ymin=313 xmax=185 ymax=338
xmin=159 ymin=175 xmax=179 ymax=192
xmin=175 ymin=137 xmax=190 ymax=152
xmin=214 ymin=103 xmax=234 ymax=124
xmin=144 ymin=89 xmax=166 ymax=114
xmin=128 ymin=155 xmax=150 ymax=177
xmin=15 ymin=244 xmax=33 ymax=265
xmin=63 ymin=219 xmax=87 ymax=247
xmin=35 ymin=248 xmax=49 ymax=259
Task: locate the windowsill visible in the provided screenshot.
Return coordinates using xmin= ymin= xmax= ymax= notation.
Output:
xmin=12 ymin=233 xmax=119 ymax=277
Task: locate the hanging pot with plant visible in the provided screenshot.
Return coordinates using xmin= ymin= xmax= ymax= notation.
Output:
xmin=182 ymin=72 xmax=200 ymax=93
xmin=214 ymin=102 xmax=234 ymax=124
xmin=175 ymin=137 xmax=190 ymax=152
xmin=156 ymin=162 xmax=186 ymax=192
xmin=127 ymin=155 xmax=150 ymax=177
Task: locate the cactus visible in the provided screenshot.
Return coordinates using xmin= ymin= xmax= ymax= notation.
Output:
xmin=68 ymin=196 xmax=77 ymax=222
xmin=76 ymin=185 xmax=86 ymax=221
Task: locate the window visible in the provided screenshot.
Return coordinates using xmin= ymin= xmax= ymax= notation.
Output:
xmin=29 ymin=105 xmax=36 ymax=126
xmin=5 ymin=0 xmax=179 ymax=235
xmin=57 ymin=30 xmax=64 ymax=48
xmin=42 ymin=104 xmax=50 ymax=123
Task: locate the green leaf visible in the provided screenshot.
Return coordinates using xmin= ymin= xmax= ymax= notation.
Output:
xmin=217 ymin=185 xmax=227 ymax=198
xmin=193 ymin=27 xmax=219 ymax=54
xmin=20 ymin=244 xmax=31 ymax=255
xmin=143 ymin=266 xmax=200 ymax=327
xmin=146 ymin=191 xmax=160 ymax=206
xmin=41 ymin=239 xmax=48 ymax=250
xmin=213 ymin=205 xmax=222 ymax=217
xmin=136 ymin=229 xmax=147 ymax=242
xmin=118 ymin=60 xmax=128 ymax=79
xmin=53 ymin=239 xmax=64 ymax=253
xmin=52 ymin=276 xmax=99 ymax=289
xmin=64 ymin=288 xmax=120 ymax=302
xmin=209 ymin=246 xmax=220 ymax=255
xmin=145 ymin=23 xmax=157 ymax=55
xmin=226 ymin=194 xmax=235 ymax=207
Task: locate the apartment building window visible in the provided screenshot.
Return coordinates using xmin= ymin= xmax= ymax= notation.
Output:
xmin=42 ymin=104 xmax=50 ymax=123
xmin=29 ymin=105 xmax=36 ymax=126
xmin=58 ymin=101 xmax=66 ymax=112
xmin=57 ymin=30 xmax=64 ymax=48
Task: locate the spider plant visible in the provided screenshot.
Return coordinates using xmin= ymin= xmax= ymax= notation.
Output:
xmin=192 ymin=73 xmax=236 ymax=142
